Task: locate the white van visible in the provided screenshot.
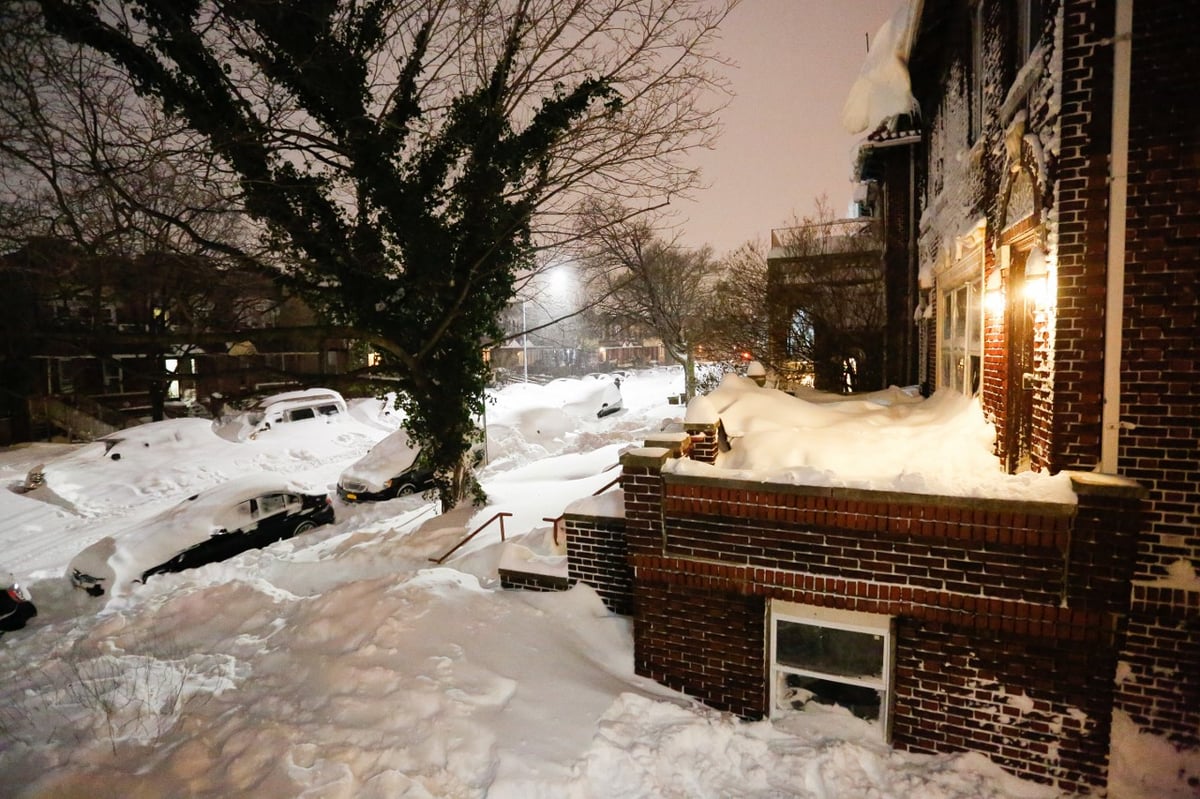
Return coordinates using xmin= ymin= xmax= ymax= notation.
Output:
xmin=214 ymin=388 xmax=348 ymax=441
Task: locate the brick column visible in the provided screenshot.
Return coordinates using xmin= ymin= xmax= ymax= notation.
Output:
xmin=1065 ymin=472 xmax=1145 ymax=613
xmin=620 ymin=447 xmax=669 ymax=557
xmin=684 ymin=421 xmax=720 ymax=464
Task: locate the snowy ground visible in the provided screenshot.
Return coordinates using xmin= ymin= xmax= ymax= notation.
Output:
xmin=0 ymin=369 xmax=1192 ymax=797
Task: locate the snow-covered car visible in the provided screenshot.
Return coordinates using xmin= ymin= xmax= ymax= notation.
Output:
xmin=593 ymin=380 xmax=624 ymax=417
xmin=22 ymin=417 xmax=217 ymax=492
xmin=213 ymin=388 xmax=348 ymax=442
xmin=1 ymin=574 xmax=36 ymax=635
xmin=547 ymin=377 xmax=624 ymax=418
xmin=67 ymin=476 xmax=335 ymax=597
xmin=336 ymin=430 xmax=485 ymax=502
xmin=336 ymin=428 xmax=434 ymax=502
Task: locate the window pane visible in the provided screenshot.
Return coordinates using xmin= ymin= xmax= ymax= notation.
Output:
xmin=967 ymin=281 xmax=982 ymax=352
xmin=778 ymin=673 xmax=883 ymax=722
xmin=953 ymin=286 xmax=968 ymax=340
xmin=776 ymin=621 xmax=884 ymax=680
xmin=258 ymin=494 xmax=286 ymax=516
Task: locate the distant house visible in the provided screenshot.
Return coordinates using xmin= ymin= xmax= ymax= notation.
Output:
xmin=0 ymin=239 xmax=354 ymax=443
xmin=766 ymin=217 xmax=898 ymax=392
xmin=549 ymin=0 xmax=1198 ymax=794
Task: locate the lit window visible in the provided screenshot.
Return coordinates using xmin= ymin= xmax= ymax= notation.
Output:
xmin=939 ymin=280 xmax=983 ymax=396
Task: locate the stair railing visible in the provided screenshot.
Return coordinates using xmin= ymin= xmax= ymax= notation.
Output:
xmin=549 ymin=467 xmax=623 ymax=546
xmin=428 ymin=511 xmax=512 ymax=564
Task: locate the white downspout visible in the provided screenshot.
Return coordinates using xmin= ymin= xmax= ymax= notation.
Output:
xmin=1100 ymin=0 xmax=1133 ymax=473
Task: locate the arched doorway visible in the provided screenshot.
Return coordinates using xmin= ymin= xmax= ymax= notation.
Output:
xmin=998 ymin=166 xmax=1045 ymax=473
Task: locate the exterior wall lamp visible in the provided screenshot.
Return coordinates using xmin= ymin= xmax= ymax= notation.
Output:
xmin=1023 ymin=245 xmax=1051 ymax=307
xmin=984 ymin=269 xmax=1006 ymax=317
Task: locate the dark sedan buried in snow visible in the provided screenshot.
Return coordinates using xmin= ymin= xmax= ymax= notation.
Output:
xmin=1 ymin=574 xmax=36 ymax=635
xmin=336 ymin=428 xmax=434 ymax=502
xmin=68 ymin=476 xmax=335 ymax=597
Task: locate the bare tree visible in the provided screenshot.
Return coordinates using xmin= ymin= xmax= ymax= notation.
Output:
xmin=0 ymin=6 xmax=252 ymax=259
xmin=31 ymin=0 xmax=735 ymax=508
xmin=0 ymin=6 xmax=286 ymax=426
xmin=707 ymin=238 xmax=770 ymax=363
xmin=579 ymin=202 xmax=719 ymax=398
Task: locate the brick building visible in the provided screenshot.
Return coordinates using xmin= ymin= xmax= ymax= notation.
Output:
xmin=861 ymin=0 xmax=1198 ymax=765
xmin=0 ymin=239 xmax=354 ymax=443
xmin=553 ymin=0 xmax=1198 ymax=794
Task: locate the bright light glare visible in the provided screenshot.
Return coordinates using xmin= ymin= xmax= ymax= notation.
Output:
xmin=549 ymin=267 xmax=572 ymax=298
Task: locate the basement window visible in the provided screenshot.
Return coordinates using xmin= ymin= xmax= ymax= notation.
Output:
xmin=769 ymin=600 xmax=894 ymax=737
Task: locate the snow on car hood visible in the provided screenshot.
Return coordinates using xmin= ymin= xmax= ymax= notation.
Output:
xmin=338 ymin=428 xmax=421 ymax=492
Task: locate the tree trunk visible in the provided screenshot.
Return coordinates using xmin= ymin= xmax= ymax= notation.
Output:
xmin=685 ymin=346 xmax=697 ymax=399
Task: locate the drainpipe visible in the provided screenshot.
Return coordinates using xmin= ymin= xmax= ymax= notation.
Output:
xmin=1100 ymin=0 xmax=1133 ymax=474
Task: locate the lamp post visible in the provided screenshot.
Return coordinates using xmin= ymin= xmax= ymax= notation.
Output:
xmin=522 ymin=300 xmax=528 ymax=383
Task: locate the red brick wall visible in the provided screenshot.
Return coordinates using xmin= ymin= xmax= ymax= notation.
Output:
xmin=604 ymin=449 xmax=1144 ymax=793
xmin=632 ymin=581 xmax=767 ymax=718
xmin=1110 ymin=0 xmax=1200 ymax=747
xmin=498 ymin=570 xmax=569 ymax=593
xmin=1120 ymin=587 xmax=1200 ymax=748
xmin=565 ymin=512 xmax=633 ymax=616
xmin=1050 ymin=0 xmax=1113 ymax=473
xmin=894 ymin=620 xmax=1117 ymax=794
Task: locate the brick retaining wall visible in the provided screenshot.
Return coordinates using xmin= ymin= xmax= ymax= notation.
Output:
xmin=599 ymin=446 xmax=1144 ymax=794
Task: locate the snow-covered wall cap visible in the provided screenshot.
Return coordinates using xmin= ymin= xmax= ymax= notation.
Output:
xmin=746 ymin=361 xmax=766 ymax=378
xmin=841 ymin=0 xmax=923 ymax=134
xmin=565 ymin=489 xmax=625 ymax=520
xmin=684 ymin=394 xmax=720 ymax=425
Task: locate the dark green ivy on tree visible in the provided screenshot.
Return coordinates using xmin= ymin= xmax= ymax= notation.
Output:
xmin=32 ymin=0 xmax=732 ymax=508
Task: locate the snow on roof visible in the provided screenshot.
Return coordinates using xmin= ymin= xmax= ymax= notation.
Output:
xmin=841 ymin=0 xmax=923 ymax=135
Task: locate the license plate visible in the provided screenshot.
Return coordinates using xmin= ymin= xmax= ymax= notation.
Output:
xmin=345 ymin=493 xmax=357 ymax=501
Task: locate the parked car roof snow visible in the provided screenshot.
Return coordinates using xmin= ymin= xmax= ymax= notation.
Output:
xmin=213 ymin=388 xmax=348 ymax=442
xmin=67 ymin=475 xmax=334 ymax=597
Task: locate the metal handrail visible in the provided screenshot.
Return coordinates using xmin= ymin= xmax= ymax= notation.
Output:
xmin=550 ymin=469 xmax=623 ymax=546
xmin=429 ymin=511 xmax=512 ymax=564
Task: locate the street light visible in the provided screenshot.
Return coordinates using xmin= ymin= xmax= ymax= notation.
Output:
xmin=522 ymin=300 xmax=528 ymax=383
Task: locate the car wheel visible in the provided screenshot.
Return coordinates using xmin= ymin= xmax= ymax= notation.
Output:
xmin=396 ymin=483 xmax=418 ymax=496
xmin=292 ymin=521 xmax=316 ymax=536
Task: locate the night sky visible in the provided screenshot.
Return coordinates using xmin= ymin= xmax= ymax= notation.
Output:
xmin=678 ymin=0 xmax=899 ymax=255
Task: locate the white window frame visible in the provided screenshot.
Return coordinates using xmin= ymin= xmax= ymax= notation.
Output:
xmin=938 ymin=281 xmax=984 ymax=396
xmin=936 ymin=226 xmax=987 ymax=397
xmin=102 ymin=359 xmax=123 ymax=392
xmin=768 ymin=600 xmax=895 ymax=739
